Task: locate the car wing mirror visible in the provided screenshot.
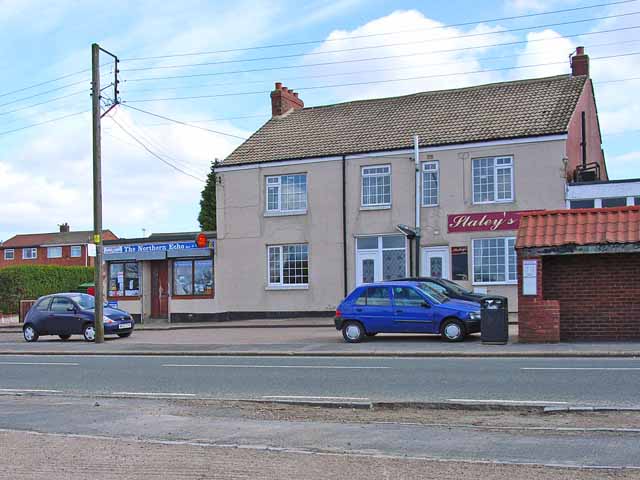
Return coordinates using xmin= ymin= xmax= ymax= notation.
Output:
xmin=66 ymin=306 xmax=76 ymax=312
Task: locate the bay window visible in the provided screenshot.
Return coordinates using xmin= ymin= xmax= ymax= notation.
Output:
xmin=472 ymin=237 xmax=517 ymax=284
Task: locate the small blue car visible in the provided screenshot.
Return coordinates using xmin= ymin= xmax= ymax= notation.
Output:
xmin=335 ymin=281 xmax=481 ymax=343
xmin=23 ymin=293 xmax=135 ymax=342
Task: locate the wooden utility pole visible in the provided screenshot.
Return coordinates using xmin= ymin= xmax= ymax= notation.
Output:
xmin=91 ymin=43 xmax=104 ymax=343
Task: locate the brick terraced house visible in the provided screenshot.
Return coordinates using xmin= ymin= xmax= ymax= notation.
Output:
xmin=0 ymin=223 xmax=117 ymax=269
xmin=211 ymin=47 xmax=608 ymax=319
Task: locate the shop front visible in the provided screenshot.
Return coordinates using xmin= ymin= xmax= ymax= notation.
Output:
xmin=103 ymin=233 xmax=216 ymax=323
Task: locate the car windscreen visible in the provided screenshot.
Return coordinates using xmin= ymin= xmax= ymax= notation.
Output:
xmin=440 ymin=279 xmax=473 ymax=295
xmin=69 ymin=294 xmax=95 ymax=310
xmin=415 ymin=283 xmax=448 ymax=304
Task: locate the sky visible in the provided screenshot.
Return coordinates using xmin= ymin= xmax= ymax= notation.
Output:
xmin=0 ymin=0 xmax=639 ymax=241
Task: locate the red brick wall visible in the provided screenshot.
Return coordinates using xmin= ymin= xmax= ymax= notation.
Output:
xmin=542 ymin=253 xmax=640 ymax=341
xmin=0 ymin=245 xmax=89 ymax=269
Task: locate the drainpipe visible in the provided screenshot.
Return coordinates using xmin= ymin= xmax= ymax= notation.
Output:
xmin=414 ymin=135 xmax=421 ymax=277
xmin=342 ymin=155 xmax=348 ymax=297
xmin=581 ymin=111 xmax=587 ymax=169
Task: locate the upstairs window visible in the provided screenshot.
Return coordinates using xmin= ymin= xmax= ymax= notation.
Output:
xmin=570 ymin=199 xmax=595 ymax=209
xmin=472 ymin=156 xmax=513 ymax=204
xmin=422 ymin=161 xmax=439 ymax=206
xmin=70 ymin=246 xmax=82 ymax=257
xmin=266 ymin=174 xmax=307 ymax=213
xmin=601 ymin=197 xmax=627 ymax=208
xmin=361 ymin=165 xmax=391 ymax=207
xmin=22 ymin=248 xmax=37 ymax=260
xmin=47 ymin=247 xmax=62 ymax=258
xmin=4 ymin=249 xmax=14 ymax=260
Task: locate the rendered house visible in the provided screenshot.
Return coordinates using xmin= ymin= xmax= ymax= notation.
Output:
xmin=211 ymin=47 xmax=607 ymax=319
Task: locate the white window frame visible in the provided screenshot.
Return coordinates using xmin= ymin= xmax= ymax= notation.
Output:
xmin=265 ymin=174 xmax=307 ymax=215
xmin=4 ymin=249 xmax=14 ymax=260
xmin=472 ymin=156 xmax=514 ymax=204
xmin=471 ymin=236 xmax=517 ymax=285
xmin=70 ymin=245 xmax=82 ymax=258
xmin=422 ymin=160 xmax=439 ymax=207
xmin=47 ymin=246 xmax=62 ymax=259
xmin=361 ymin=164 xmax=391 ymax=208
xmin=22 ymin=247 xmax=37 ymax=260
xmin=266 ymin=244 xmax=309 ymax=289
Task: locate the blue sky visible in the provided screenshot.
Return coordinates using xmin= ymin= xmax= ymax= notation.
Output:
xmin=0 ymin=0 xmax=638 ymax=240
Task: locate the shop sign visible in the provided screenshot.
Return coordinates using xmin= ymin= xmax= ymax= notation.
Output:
xmin=104 ymin=241 xmax=209 ymax=255
xmin=447 ymin=211 xmax=528 ymax=233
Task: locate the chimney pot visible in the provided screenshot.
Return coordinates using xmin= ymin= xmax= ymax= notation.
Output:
xmin=274 ymin=82 xmax=282 ymax=90
xmin=270 ymin=82 xmax=304 ymax=117
xmin=571 ymin=46 xmax=589 ymax=77
xmin=59 ymin=223 xmax=70 ymax=233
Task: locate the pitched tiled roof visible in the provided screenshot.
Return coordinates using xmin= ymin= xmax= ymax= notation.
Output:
xmin=223 ymin=74 xmax=588 ymax=166
xmin=1 ymin=230 xmax=117 ymax=248
xmin=516 ymin=207 xmax=640 ymax=249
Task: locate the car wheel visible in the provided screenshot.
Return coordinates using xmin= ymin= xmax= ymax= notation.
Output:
xmin=342 ymin=321 xmax=365 ymax=343
xmin=23 ymin=325 xmax=39 ymax=342
xmin=117 ymin=332 xmax=132 ymax=338
xmin=441 ymin=319 xmax=466 ymax=342
xmin=83 ymin=324 xmax=96 ymax=342
xmin=58 ymin=334 xmax=71 ymax=341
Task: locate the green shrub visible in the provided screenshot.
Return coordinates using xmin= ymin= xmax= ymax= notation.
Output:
xmin=0 ymin=265 xmax=94 ymax=313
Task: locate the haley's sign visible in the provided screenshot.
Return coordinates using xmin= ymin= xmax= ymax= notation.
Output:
xmin=104 ymin=241 xmax=202 ymax=255
xmin=447 ymin=211 xmax=529 ymax=233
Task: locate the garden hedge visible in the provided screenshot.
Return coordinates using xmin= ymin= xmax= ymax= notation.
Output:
xmin=0 ymin=265 xmax=94 ymax=314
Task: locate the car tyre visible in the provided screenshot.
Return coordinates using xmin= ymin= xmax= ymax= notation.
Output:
xmin=117 ymin=332 xmax=132 ymax=338
xmin=58 ymin=334 xmax=71 ymax=341
xmin=342 ymin=321 xmax=366 ymax=343
xmin=23 ymin=325 xmax=39 ymax=343
xmin=441 ymin=318 xmax=466 ymax=342
xmin=83 ymin=324 xmax=96 ymax=342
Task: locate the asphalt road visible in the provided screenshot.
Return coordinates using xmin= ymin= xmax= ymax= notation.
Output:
xmin=1 ymin=354 xmax=640 ymax=407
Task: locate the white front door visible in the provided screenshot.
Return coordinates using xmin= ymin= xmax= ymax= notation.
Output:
xmin=356 ymin=251 xmax=380 ymax=286
xmin=422 ymin=247 xmax=450 ymax=279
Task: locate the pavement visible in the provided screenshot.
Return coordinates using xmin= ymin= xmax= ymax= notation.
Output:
xmin=1 ymin=321 xmax=640 ymax=357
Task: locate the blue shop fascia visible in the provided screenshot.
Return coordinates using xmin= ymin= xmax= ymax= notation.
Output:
xmin=103 ymin=231 xmax=216 ymax=323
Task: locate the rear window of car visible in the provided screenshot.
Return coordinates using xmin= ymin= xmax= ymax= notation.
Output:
xmin=35 ymin=298 xmax=52 ymax=311
xmin=354 ymin=286 xmax=391 ymax=306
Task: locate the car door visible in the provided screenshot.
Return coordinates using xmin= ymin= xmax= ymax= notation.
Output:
xmin=391 ymin=286 xmax=435 ymax=333
xmin=353 ymin=286 xmax=394 ymax=333
xmin=48 ymin=297 xmax=79 ymax=335
xmin=30 ymin=297 xmax=53 ymax=333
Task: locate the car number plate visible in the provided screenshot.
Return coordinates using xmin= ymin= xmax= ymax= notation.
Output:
xmin=119 ymin=323 xmax=132 ymax=329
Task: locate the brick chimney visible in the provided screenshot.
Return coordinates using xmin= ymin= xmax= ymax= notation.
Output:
xmin=270 ymin=82 xmax=304 ymax=117
xmin=59 ymin=223 xmax=70 ymax=233
xmin=571 ymin=46 xmax=589 ymax=77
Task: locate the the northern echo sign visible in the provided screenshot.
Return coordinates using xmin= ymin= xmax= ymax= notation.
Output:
xmin=447 ymin=211 xmax=531 ymax=233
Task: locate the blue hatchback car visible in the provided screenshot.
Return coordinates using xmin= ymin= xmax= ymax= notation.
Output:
xmin=335 ymin=281 xmax=481 ymax=343
xmin=23 ymin=293 xmax=135 ymax=342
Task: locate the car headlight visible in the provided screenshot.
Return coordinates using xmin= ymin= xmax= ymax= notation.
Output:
xmin=469 ymin=312 xmax=480 ymax=320
xmin=103 ymin=316 xmax=115 ymax=324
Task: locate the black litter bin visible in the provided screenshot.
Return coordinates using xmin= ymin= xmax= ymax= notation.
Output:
xmin=481 ymin=296 xmax=509 ymax=344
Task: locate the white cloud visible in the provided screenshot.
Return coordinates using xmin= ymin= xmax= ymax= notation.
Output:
xmin=513 ymin=29 xmax=576 ymax=79
xmin=605 ymin=151 xmax=640 ymax=179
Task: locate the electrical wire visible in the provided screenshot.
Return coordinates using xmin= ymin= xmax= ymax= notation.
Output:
xmin=120 ymin=104 xmax=248 ymax=140
xmin=0 ymin=89 xmax=88 ymax=116
xmin=122 ymin=37 xmax=640 ymax=95
xmin=107 ymin=112 xmax=206 ymax=182
xmin=123 ymin=52 xmax=640 ymax=103
xmin=120 ymin=0 xmax=638 ymax=61
xmin=134 ymin=113 xmax=269 ymax=127
xmin=121 ymin=11 xmax=640 ymax=74
xmin=0 ymin=110 xmax=89 ymax=137
xmin=122 ymin=24 xmax=640 ymax=83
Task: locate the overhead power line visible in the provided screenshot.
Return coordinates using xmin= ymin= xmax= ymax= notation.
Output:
xmin=0 ymin=89 xmax=87 ymax=116
xmin=122 ymin=24 xmax=640 ymax=83
xmin=121 ymin=104 xmax=248 ymax=140
xmin=107 ymin=112 xmax=206 ymax=182
xmin=0 ymin=110 xmax=89 ymax=137
xmin=121 ymin=0 xmax=638 ymax=61
xmin=123 ymin=52 xmax=640 ymax=103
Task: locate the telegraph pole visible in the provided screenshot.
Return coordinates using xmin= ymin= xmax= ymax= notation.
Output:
xmin=91 ymin=43 xmax=119 ymax=344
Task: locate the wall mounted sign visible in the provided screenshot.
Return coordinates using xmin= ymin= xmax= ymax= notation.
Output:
xmin=447 ymin=210 xmax=531 ymax=233
xmin=522 ymin=259 xmax=538 ymax=296
xmin=104 ymin=241 xmax=208 ymax=255
xmin=451 ymin=246 xmax=469 ymax=281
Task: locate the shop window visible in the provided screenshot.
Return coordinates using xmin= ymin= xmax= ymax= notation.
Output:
xmin=361 ymin=165 xmax=391 ymax=207
xmin=47 ymin=247 xmax=62 ymax=258
xmin=472 ymin=156 xmax=513 ymax=204
xmin=174 ymin=259 xmax=213 ymax=296
xmin=570 ymin=199 xmax=595 ymax=209
xmin=70 ymin=246 xmax=82 ymax=257
xmin=472 ymin=237 xmax=517 ymax=284
xmin=267 ymin=244 xmax=308 ymax=287
xmin=22 ymin=248 xmax=37 ymax=259
xmin=422 ymin=161 xmax=439 ymax=206
xmin=109 ymin=262 xmax=139 ymax=297
xmin=601 ymin=197 xmax=627 ymax=208
xmin=4 ymin=249 xmax=14 ymax=260
xmin=265 ymin=174 xmax=307 ymax=213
